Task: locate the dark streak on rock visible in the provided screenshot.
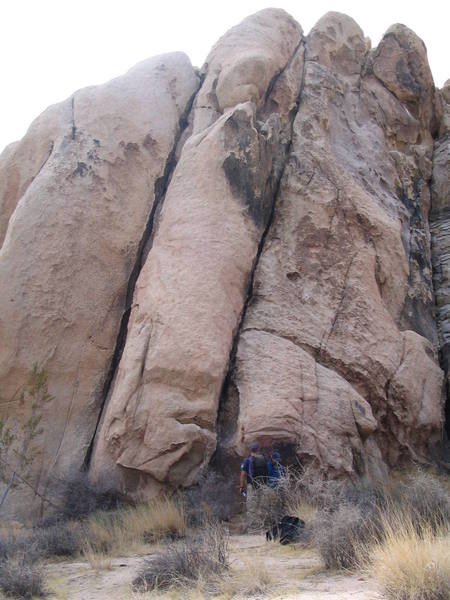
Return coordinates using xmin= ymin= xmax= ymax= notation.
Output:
xmin=71 ymin=96 xmax=77 ymax=141
xmin=395 ymin=58 xmax=421 ymax=96
xmin=83 ymin=75 xmax=204 ymax=470
xmin=32 ymin=141 xmax=54 ymax=182
xmin=213 ymin=39 xmax=308 ymax=467
xmin=398 ymin=179 xmax=437 ymax=343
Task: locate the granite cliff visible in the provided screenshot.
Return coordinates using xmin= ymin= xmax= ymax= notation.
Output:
xmin=0 ymin=9 xmax=447 ymax=519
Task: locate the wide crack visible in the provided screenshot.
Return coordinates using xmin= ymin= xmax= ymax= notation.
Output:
xmin=83 ymin=76 xmax=203 ymax=469
xmin=213 ymin=39 xmax=308 ymax=468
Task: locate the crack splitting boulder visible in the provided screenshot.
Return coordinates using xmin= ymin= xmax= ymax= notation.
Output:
xmin=0 ymin=53 xmax=199 ymax=519
xmin=90 ymin=8 xmax=304 ymax=495
xmin=221 ymin=13 xmax=444 ymax=477
xmin=0 ymin=8 xmax=447 ymax=518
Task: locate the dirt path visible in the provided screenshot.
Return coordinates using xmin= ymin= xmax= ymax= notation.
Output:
xmin=46 ymin=556 xmax=148 ymax=600
xmin=46 ymin=534 xmax=383 ymax=599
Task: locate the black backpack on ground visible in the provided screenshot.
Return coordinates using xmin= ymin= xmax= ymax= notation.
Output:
xmin=266 ymin=516 xmax=306 ymax=545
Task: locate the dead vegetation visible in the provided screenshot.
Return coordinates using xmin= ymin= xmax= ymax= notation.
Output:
xmin=132 ymin=520 xmax=228 ymax=593
xmin=363 ymin=514 xmax=450 ymax=600
xmin=0 ymin=552 xmax=47 ymax=599
xmin=0 ymin=466 xmax=448 ymax=599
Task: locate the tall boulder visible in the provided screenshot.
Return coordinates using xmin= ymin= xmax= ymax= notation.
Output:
xmin=219 ymin=14 xmax=444 ymax=478
xmin=0 ymin=53 xmax=199 ymax=518
xmin=431 ymin=79 xmax=450 ymax=435
xmin=90 ymin=9 xmax=304 ymax=495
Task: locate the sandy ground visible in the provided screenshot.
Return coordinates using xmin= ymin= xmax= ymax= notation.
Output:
xmin=46 ymin=534 xmax=384 ymax=600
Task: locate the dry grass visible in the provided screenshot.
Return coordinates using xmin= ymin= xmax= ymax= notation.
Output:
xmin=121 ymin=496 xmax=186 ymax=543
xmin=361 ymin=513 xmax=450 ymax=600
xmin=286 ymin=498 xmax=318 ymax=526
xmin=82 ymin=541 xmax=113 ymax=571
xmin=83 ymin=495 xmax=186 ymax=556
xmin=213 ymin=556 xmax=275 ymax=598
xmin=132 ymin=521 xmax=228 ymax=593
xmin=120 ymin=583 xmax=210 ymax=600
xmin=46 ymin=575 xmax=69 ymax=600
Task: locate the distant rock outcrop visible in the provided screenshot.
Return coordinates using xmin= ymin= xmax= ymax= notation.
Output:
xmin=0 ymin=9 xmax=446 ymax=519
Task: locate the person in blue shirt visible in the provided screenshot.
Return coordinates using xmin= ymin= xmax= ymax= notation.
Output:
xmin=267 ymin=451 xmax=285 ymax=487
xmin=239 ymin=441 xmax=268 ymax=497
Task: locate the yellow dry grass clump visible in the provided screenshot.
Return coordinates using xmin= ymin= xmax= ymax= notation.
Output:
xmin=82 ymin=495 xmax=186 ymax=566
xmin=120 ymin=495 xmax=186 ymax=542
xmin=361 ymin=512 xmax=450 ymax=600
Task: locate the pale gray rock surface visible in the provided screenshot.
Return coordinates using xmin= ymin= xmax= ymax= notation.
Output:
xmin=0 ymin=53 xmax=199 ymax=518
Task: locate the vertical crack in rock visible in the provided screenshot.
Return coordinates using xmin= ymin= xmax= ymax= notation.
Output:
xmin=214 ymin=40 xmax=308 ymax=461
xmin=262 ymin=40 xmax=303 ymax=106
xmin=32 ymin=141 xmax=54 ymax=182
xmin=71 ymin=95 xmax=76 ymax=140
xmin=83 ymin=79 xmax=203 ymax=469
xmin=319 ymin=251 xmax=358 ymax=357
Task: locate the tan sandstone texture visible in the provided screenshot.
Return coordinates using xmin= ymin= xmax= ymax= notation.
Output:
xmin=0 ymin=53 xmax=199 ymax=518
xmin=220 ymin=13 xmax=444 ymax=478
xmin=0 ymin=9 xmax=447 ymax=517
xmin=90 ymin=9 xmax=305 ymax=496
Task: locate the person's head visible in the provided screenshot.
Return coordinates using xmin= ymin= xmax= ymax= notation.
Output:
xmin=271 ymin=451 xmax=281 ymax=464
xmin=249 ymin=441 xmax=260 ymax=455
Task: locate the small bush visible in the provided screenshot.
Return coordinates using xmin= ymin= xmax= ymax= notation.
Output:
xmin=386 ymin=470 xmax=450 ymax=531
xmin=0 ymin=533 xmax=31 ymax=561
xmin=0 ymin=554 xmax=47 ymax=598
xmin=56 ymin=472 xmax=126 ymax=520
xmin=246 ymin=484 xmax=285 ymax=532
xmin=314 ymin=503 xmax=382 ymax=569
xmin=0 ymin=522 xmax=83 ymax=564
xmin=297 ymin=467 xmax=450 ymax=571
xmin=30 ymin=522 xmax=83 ymax=558
xmin=365 ymin=515 xmax=450 ymax=600
xmin=133 ymin=521 xmax=228 ymax=592
xmin=182 ymin=471 xmax=236 ymax=525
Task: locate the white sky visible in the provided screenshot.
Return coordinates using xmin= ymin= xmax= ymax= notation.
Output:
xmin=1 ymin=0 xmax=448 ymax=153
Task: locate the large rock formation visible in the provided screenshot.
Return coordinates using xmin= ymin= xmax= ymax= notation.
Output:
xmin=90 ymin=8 xmax=304 ymax=496
xmin=0 ymin=9 xmax=447 ymax=519
xmin=219 ymin=15 xmax=444 ymax=478
xmin=0 ymin=53 xmax=199 ymax=517
xmin=431 ymin=79 xmax=450 ymax=435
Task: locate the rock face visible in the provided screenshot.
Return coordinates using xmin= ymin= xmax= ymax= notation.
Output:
xmin=219 ymin=14 xmax=444 ymax=478
xmin=431 ymin=80 xmax=450 ymax=435
xmin=90 ymin=9 xmax=304 ymax=495
xmin=0 ymin=53 xmax=199 ymax=518
xmin=0 ymin=9 xmax=447 ymax=518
